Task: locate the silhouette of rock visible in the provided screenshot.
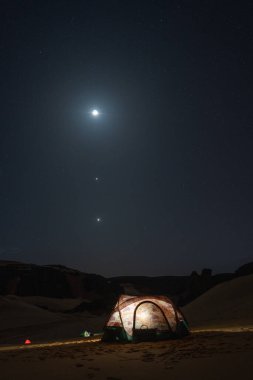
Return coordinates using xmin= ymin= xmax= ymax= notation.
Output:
xmin=235 ymin=262 xmax=253 ymax=276
xmin=0 ymin=261 xmax=121 ymax=312
xmin=0 ymin=260 xmax=251 ymax=309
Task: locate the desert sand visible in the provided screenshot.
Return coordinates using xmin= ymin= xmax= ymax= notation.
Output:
xmin=183 ymin=274 xmax=253 ymax=329
xmin=0 ymin=330 xmax=252 ymax=380
xmin=0 ymin=295 xmax=105 ymax=344
xmin=0 ymin=275 xmax=252 ymax=379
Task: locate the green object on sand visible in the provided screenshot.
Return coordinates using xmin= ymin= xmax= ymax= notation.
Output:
xmin=80 ymin=330 xmax=91 ymax=337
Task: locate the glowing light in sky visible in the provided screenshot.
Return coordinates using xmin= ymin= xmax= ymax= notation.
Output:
xmin=91 ymin=109 xmax=99 ymax=117
xmin=96 ymin=217 xmax=102 ymax=223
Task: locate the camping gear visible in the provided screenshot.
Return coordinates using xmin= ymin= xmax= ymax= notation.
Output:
xmin=102 ymin=295 xmax=189 ymax=342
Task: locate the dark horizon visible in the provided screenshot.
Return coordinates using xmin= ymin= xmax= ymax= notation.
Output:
xmin=1 ymin=1 xmax=253 ymax=277
xmin=0 ymin=256 xmax=251 ymax=278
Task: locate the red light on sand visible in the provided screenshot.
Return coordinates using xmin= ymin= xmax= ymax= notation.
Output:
xmin=24 ymin=339 xmax=31 ymax=345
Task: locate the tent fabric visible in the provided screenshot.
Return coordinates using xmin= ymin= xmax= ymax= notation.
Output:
xmin=103 ymin=294 xmax=189 ymax=342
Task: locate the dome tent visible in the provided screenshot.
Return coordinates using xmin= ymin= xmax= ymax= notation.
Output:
xmin=103 ymin=295 xmax=189 ymax=342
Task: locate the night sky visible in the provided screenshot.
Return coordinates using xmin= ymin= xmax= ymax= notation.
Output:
xmin=1 ymin=1 xmax=253 ymax=276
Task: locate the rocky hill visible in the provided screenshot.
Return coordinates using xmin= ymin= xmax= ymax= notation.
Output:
xmin=0 ymin=260 xmax=252 ymax=310
xmin=109 ymin=269 xmax=235 ymax=306
xmin=0 ymin=261 xmax=121 ymax=312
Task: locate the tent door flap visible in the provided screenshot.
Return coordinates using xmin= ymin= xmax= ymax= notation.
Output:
xmin=133 ymin=328 xmax=157 ymax=342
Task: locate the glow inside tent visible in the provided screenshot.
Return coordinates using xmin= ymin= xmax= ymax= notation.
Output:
xmin=103 ymin=295 xmax=189 ymax=342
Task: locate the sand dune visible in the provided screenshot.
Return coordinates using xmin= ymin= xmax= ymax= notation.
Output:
xmin=0 ymin=296 xmax=64 ymax=330
xmin=183 ymin=274 xmax=253 ymax=329
xmin=15 ymin=295 xmax=84 ymax=312
xmin=0 ymin=295 xmax=105 ymax=345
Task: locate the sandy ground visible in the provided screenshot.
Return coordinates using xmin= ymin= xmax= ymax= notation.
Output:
xmin=0 ymin=295 xmax=106 ymax=344
xmin=0 ymin=329 xmax=252 ymax=380
xmin=1 ymin=274 xmax=253 ymax=379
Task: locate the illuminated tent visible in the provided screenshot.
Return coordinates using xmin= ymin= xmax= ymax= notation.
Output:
xmin=103 ymin=295 xmax=189 ymax=342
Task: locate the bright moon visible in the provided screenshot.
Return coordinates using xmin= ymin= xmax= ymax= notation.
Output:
xmin=91 ymin=109 xmax=99 ymax=117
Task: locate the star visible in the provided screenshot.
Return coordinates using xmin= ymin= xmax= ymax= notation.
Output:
xmin=96 ymin=217 xmax=102 ymax=223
